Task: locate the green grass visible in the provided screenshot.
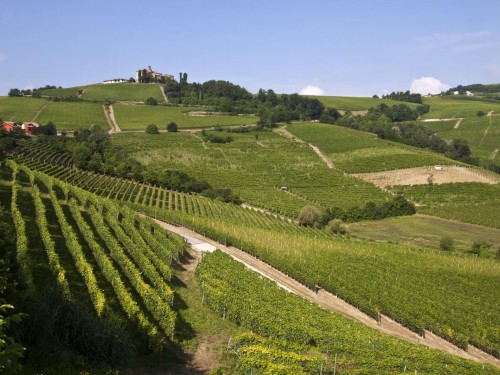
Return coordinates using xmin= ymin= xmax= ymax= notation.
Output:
xmin=347 ymin=214 xmax=500 ymax=255
xmin=38 ymin=86 xmax=86 ymax=98
xmin=34 ymin=101 xmax=108 ymax=131
xmin=287 ymin=122 xmax=459 ymax=172
xmin=81 ymin=83 xmax=165 ymax=102
xmin=113 ymin=103 xmax=259 ymax=130
xmin=0 ymin=96 xmax=48 ymax=122
xmin=111 ymin=130 xmax=391 ymax=216
xmin=307 ymin=95 xmax=419 ymax=111
xmin=426 ymin=115 xmax=500 ymax=163
xmin=391 ymin=183 xmax=500 ymax=228
xmin=421 ymin=96 xmax=500 ymax=119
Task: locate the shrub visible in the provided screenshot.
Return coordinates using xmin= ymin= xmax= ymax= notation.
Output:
xmin=145 ymin=124 xmax=159 ymax=134
xmin=469 ymin=241 xmax=491 ymax=257
xmin=477 ymin=110 xmax=486 ymax=117
xmin=439 ymin=236 xmax=454 ymax=251
xmin=145 ymin=97 xmax=158 ymax=105
xmin=298 ymin=206 xmax=321 ymax=227
xmin=166 ymin=122 xmax=178 ymax=132
xmin=328 ymin=219 xmax=347 ymax=235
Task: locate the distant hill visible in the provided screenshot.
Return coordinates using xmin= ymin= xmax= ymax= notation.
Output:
xmin=446 ymin=83 xmax=500 ymax=97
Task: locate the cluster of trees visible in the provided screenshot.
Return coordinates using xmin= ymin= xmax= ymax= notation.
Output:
xmin=298 ymin=195 xmax=416 ymax=228
xmin=8 ymin=85 xmax=62 ymax=97
xmin=382 ymin=91 xmax=423 ymax=104
xmin=256 ymin=90 xmax=325 ymax=127
xmin=201 ymin=130 xmax=234 ymax=143
xmin=440 ymin=237 xmax=500 ymax=259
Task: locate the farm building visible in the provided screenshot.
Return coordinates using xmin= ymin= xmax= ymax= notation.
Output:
xmin=2 ymin=121 xmax=39 ymax=136
xmin=136 ymin=65 xmax=174 ymax=83
xmin=103 ymin=78 xmax=128 ymax=84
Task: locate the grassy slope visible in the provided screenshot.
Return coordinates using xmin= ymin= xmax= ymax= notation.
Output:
xmin=347 ymin=214 xmax=500 ymax=255
xmin=0 ymin=97 xmax=48 ymax=122
xmin=111 ymin=131 xmax=391 ymax=216
xmin=421 ymin=96 xmax=500 ymax=119
xmin=81 ymin=83 xmax=164 ymax=102
xmin=37 ymin=86 xmax=87 ymax=98
xmin=308 ymin=95 xmax=419 ymax=111
xmin=391 ymin=183 xmax=500 ymax=228
xmin=34 ymin=101 xmax=108 ymax=131
xmin=113 ymin=103 xmax=258 ymax=130
xmin=287 ymin=122 xmax=459 ymax=172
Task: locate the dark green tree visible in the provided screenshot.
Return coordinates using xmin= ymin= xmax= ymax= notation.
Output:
xmin=166 ymin=122 xmax=178 ymax=132
xmin=146 ymin=123 xmax=159 ymax=134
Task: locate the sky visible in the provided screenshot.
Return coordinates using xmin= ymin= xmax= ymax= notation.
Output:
xmin=1 ymin=0 xmax=500 ymax=96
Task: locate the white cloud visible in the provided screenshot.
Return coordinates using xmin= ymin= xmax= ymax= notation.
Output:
xmin=414 ymin=31 xmax=494 ymax=53
xmin=299 ymin=85 xmax=324 ymax=96
xmin=410 ymin=77 xmax=450 ymax=95
xmin=416 ymin=31 xmax=489 ymax=46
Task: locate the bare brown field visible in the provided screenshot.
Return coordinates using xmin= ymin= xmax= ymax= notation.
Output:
xmin=354 ymin=166 xmax=500 ymax=187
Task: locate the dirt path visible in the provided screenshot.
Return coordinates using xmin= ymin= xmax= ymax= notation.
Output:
xmin=454 ymin=118 xmax=463 ymax=129
xmin=152 ymin=220 xmax=499 ymax=367
xmin=77 ymin=88 xmax=86 ymax=98
xmin=274 ymin=127 xmax=335 ymax=169
xmin=479 ymin=111 xmax=494 ymax=147
xmin=159 ymin=84 xmax=169 ymax=104
xmin=491 ymin=148 xmax=499 ymax=160
xmin=31 ymin=101 xmax=50 ymax=122
xmin=103 ymin=104 xmax=121 ymax=133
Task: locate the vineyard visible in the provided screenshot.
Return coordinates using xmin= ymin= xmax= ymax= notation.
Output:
xmin=308 ymin=95 xmax=419 ymax=111
xmin=0 ymin=96 xmax=48 ymax=122
xmin=2 ymin=159 xmax=185 ymax=351
xmin=113 ymin=103 xmax=259 ymax=130
xmin=8 ymin=155 xmax=500 ymax=360
xmin=286 ymin=122 xmax=460 ymax=173
xmin=34 ymin=101 xmax=108 ymax=131
xmin=80 ymin=83 xmax=165 ymax=103
xmin=197 ymin=250 xmax=498 ymax=374
xmin=420 ymin=96 xmax=500 ymax=119
xmin=111 ymin=131 xmax=391 ymax=216
xmin=391 ymin=182 xmax=500 ymax=228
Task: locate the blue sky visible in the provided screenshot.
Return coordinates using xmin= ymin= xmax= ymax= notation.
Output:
xmin=1 ymin=0 xmax=500 ymax=96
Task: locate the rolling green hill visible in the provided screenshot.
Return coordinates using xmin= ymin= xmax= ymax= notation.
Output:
xmin=307 ymin=95 xmax=420 ymax=111
xmin=0 ymin=96 xmax=48 ymax=122
xmin=81 ymin=83 xmax=165 ymax=102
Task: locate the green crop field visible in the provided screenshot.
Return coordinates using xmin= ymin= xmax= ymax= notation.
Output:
xmin=421 ymin=96 xmax=500 ymax=119
xmin=391 ymin=183 xmax=500 ymax=228
xmin=307 ymin=95 xmax=419 ymax=111
xmin=111 ymin=130 xmax=391 ymax=216
xmin=424 ymin=115 xmax=500 ymax=163
xmin=81 ymin=83 xmax=165 ymax=102
xmin=348 ymin=214 xmax=500 ymax=254
xmin=287 ymin=122 xmax=459 ymax=173
xmin=112 ymin=103 xmax=259 ymax=130
xmin=198 ymin=250 xmax=498 ymax=374
xmin=37 ymin=86 xmax=86 ymax=98
xmin=0 ymin=96 xmax=48 ymax=122
xmin=34 ymin=101 xmax=108 ymax=131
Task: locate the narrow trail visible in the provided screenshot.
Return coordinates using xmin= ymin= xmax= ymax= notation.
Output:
xmin=103 ymin=104 xmax=121 ymax=133
xmin=31 ymin=101 xmax=50 ymax=122
xmin=479 ymin=110 xmax=494 ymax=147
xmin=454 ymin=118 xmax=463 ymax=129
xmin=491 ymin=148 xmax=499 ymax=160
xmin=159 ymin=84 xmax=169 ymax=104
xmin=273 ymin=127 xmax=335 ymax=169
xmin=77 ymin=88 xmax=86 ymax=98
xmin=152 ymin=219 xmax=500 ymax=368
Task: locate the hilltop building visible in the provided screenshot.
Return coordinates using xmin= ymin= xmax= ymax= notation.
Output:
xmin=136 ymin=65 xmax=174 ymax=83
xmin=103 ymin=78 xmax=128 ymax=84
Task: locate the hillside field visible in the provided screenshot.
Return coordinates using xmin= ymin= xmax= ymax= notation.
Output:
xmin=111 ymin=130 xmax=391 ymax=216
xmin=308 ymin=95 xmax=419 ymax=111
xmin=112 ymin=103 xmax=259 ymax=130
xmin=421 ymin=96 xmax=500 ymax=119
xmin=34 ymin=101 xmax=108 ymax=131
xmin=0 ymin=96 xmax=48 ymax=122
xmin=81 ymin=83 xmax=165 ymax=102
xmin=287 ymin=122 xmax=459 ymax=172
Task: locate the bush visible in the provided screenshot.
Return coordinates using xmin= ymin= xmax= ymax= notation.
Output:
xmin=145 ymin=123 xmax=159 ymax=134
xmin=469 ymin=241 xmax=491 ymax=257
xmin=328 ymin=219 xmax=347 ymax=235
xmin=477 ymin=110 xmax=486 ymax=117
xmin=166 ymin=122 xmax=178 ymax=132
xmin=439 ymin=236 xmax=454 ymax=251
xmin=298 ymin=206 xmax=321 ymax=227
xmin=145 ymin=97 xmax=158 ymax=105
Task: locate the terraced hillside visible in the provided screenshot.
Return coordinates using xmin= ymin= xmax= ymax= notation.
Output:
xmin=8 ymin=158 xmax=500 ymax=360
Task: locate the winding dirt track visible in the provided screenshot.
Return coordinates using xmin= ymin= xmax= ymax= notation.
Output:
xmin=151 ymin=219 xmax=499 ymax=367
